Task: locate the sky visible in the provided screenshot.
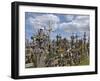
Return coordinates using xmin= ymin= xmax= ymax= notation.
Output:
xmin=25 ymin=12 xmax=90 ymax=41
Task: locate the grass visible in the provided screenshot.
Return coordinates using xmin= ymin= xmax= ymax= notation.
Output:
xmin=79 ymin=54 xmax=89 ymax=65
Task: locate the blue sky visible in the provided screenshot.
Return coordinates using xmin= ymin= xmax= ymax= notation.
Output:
xmin=25 ymin=12 xmax=90 ymax=41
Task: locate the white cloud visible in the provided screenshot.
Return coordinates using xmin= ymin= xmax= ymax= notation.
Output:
xmin=60 ymin=15 xmax=90 ymax=33
xmin=59 ymin=22 xmax=78 ymax=32
xmin=27 ymin=14 xmax=60 ymax=31
xmin=26 ymin=14 xmax=90 ymax=39
xmin=65 ymin=15 xmax=75 ymax=22
xmin=73 ymin=15 xmax=89 ymax=29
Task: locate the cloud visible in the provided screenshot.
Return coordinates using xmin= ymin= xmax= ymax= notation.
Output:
xmin=26 ymin=13 xmax=90 ymax=40
xmin=59 ymin=15 xmax=90 ymax=33
xmin=65 ymin=15 xmax=75 ymax=22
xmin=73 ymin=15 xmax=89 ymax=29
xmin=27 ymin=14 xmax=60 ymax=31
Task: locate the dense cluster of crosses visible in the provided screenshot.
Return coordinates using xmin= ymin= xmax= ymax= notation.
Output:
xmin=25 ymin=29 xmax=89 ymax=68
